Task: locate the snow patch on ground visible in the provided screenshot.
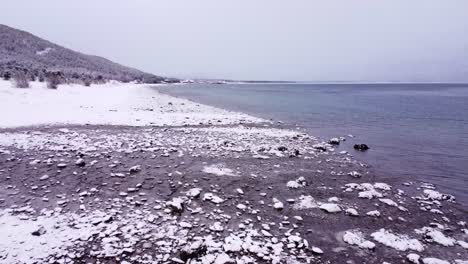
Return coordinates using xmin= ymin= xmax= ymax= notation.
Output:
xmin=36 ymin=47 xmax=53 ymax=55
xmin=342 ymin=230 xmax=376 ymax=249
xmin=0 ymin=209 xmax=178 ymax=264
xmin=371 ymin=228 xmax=424 ymax=252
xmin=202 ymin=164 xmax=237 ymax=177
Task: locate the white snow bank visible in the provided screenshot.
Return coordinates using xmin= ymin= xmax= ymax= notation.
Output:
xmin=0 ymin=80 xmax=264 ymax=128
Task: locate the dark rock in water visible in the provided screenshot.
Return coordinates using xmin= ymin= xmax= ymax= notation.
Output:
xmin=328 ymin=138 xmax=340 ymax=145
xmin=313 ymin=144 xmax=327 ymax=152
xmin=354 ymin=144 xmax=370 ymax=151
xmin=31 ymin=225 xmax=47 ymax=236
xmin=278 ymin=146 xmax=288 ymax=152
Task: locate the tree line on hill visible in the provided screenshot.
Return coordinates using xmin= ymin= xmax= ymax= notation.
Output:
xmin=0 ymin=65 xmax=179 ymax=89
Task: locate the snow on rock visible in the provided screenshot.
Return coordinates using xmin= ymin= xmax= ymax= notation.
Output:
xmin=379 ymin=198 xmax=398 ymax=207
xmin=366 ymin=210 xmax=381 ymax=217
xmin=344 ymin=183 xmax=389 ymax=199
xmin=75 ymin=158 xmax=85 ymax=167
xmin=342 ymin=230 xmax=376 ymax=249
xmin=202 ymin=164 xmax=237 ymax=177
xmin=128 ymin=165 xmax=142 ymax=173
xmin=311 ymin=247 xmax=323 ymax=254
xmin=209 ymin=222 xmax=224 ymax=232
xmin=286 ymin=176 xmax=306 ymax=189
xmin=186 ymin=188 xmax=202 ymax=198
xmin=347 ymin=171 xmax=362 ymax=178
xmin=0 ymin=209 xmax=178 ymax=264
xmin=345 ymin=208 xmax=359 ymax=216
xmin=407 ymin=253 xmax=421 ymax=264
xmin=458 ymin=240 xmax=468 ymax=249
xmin=273 ymin=198 xmax=284 ymax=210
xmin=293 ymin=195 xmax=318 ymax=210
xmin=371 ymin=229 xmax=424 ymax=252
xmin=422 ymin=258 xmax=450 ymax=264
xmin=421 ymin=189 xmax=455 ymax=202
xmin=319 ymin=203 xmax=341 ymax=213
xmin=167 ymin=197 xmax=185 ymax=213
xmin=374 ymin=182 xmax=392 ymax=191
xmin=415 ymin=227 xmax=456 ymax=246
xmin=203 ymin=193 xmax=224 ymax=204
xmin=223 ymin=234 xmax=243 ymax=252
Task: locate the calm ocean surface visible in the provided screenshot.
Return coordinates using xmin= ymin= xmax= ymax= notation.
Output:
xmin=159 ymin=83 xmax=468 ymax=202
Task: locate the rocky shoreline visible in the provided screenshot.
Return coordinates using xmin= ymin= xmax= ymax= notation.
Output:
xmin=0 ymin=124 xmax=466 ymax=264
xmin=0 ymin=82 xmax=466 ymax=263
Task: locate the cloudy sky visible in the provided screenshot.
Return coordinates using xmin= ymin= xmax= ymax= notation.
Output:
xmin=3 ymin=0 xmax=468 ymax=82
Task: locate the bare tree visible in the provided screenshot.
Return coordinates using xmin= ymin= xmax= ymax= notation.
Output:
xmin=12 ymin=71 xmax=30 ymax=88
xmin=3 ymin=71 xmax=11 ymax=81
xmin=84 ymin=78 xmax=92 ymax=87
xmin=38 ymin=72 xmax=45 ymax=82
xmin=45 ymin=71 xmax=62 ymax=89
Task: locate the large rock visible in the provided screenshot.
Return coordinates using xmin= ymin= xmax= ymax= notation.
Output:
xmin=354 ymin=144 xmax=369 ymax=151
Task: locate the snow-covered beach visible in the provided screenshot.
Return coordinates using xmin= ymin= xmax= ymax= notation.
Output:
xmin=0 ymin=81 xmax=467 ymax=264
xmin=0 ymin=80 xmax=264 ymax=128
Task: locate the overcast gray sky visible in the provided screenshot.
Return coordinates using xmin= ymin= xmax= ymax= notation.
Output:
xmin=3 ymin=0 xmax=468 ymax=82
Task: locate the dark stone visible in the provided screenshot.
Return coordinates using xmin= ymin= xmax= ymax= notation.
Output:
xmin=31 ymin=225 xmax=46 ymax=236
xmin=314 ymin=146 xmax=327 ymax=152
xmin=277 ymin=146 xmax=288 ymax=152
xmin=354 ymin=144 xmax=370 ymax=151
xmin=289 ymin=149 xmax=300 ymax=158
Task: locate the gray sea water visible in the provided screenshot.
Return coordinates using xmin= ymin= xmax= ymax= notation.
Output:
xmin=159 ymin=83 xmax=468 ymax=202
